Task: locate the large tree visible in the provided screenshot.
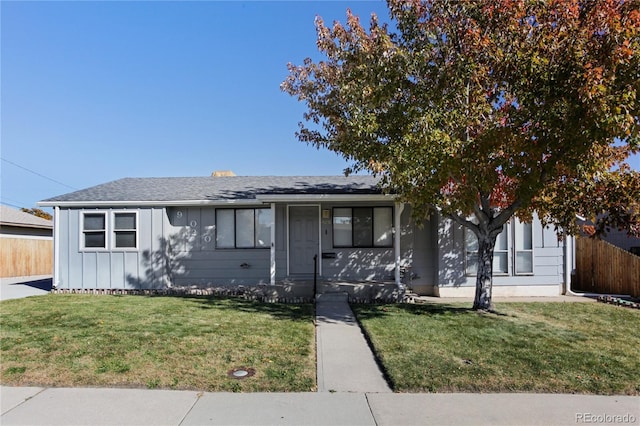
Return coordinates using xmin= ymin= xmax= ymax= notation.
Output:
xmin=282 ymin=0 xmax=640 ymax=310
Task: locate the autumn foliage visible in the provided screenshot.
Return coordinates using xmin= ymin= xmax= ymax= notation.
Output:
xmin=283 ymin=0 xmax=639 ymax=309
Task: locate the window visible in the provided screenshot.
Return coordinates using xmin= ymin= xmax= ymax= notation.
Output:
xmin=216 ymin=208 xmax=271 ymax=249
xmin=81 ymin=211 xmax=138 ymax=250
xmin=464 ymin=220 xmax=535 ymax=276
xmin=465 ymin=224 xmax=508 ymax=275
xmin=332 ymin=207 xmax=393 ymax=248
xmin=83 ymin=213 xmax=106 ymax=249
xmin=514 ymin=219 xmax=533 ymax=274
xmin=113 ymin=212 xmax=137 ymax=249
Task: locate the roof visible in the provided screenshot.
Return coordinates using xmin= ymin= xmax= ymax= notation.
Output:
xmin=39 ymin=176 xmax=391 ymax=207
xmin=0 ymin=205 xmax=53 ymax=229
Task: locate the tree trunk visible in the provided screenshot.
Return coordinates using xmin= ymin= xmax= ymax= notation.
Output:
xmin=473 ymin=233 xmax=496 ymax=311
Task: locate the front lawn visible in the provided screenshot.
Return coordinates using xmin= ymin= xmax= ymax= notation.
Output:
xmin=353 ymin=302 xmax=640 ymax=394
xmin=0 ymin=295 xmax=316 ymax=392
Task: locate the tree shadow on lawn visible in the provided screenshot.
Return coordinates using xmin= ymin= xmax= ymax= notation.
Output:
xmin=352 ymin=302 xmax=509 ymax=320
xmin=121 ymin=293 xmax=314 ymax=322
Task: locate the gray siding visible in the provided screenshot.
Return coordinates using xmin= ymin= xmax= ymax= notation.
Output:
xmin=436 ymin=213 xmax=564 ymax=289
xmin=163 ymin=207 xmax=270 ymax=286
xmin=319 ymin=203 xmax=413 ymax=281
xmin=57 ymin=207 xmax=164 ymax=289
xmin=55 ymin=204 xmax=566 ymax=293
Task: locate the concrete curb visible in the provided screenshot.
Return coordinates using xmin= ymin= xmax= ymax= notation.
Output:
xmin=2 ymin=387 xmax=638 ymax=426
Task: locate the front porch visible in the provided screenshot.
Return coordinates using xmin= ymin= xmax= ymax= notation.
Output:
xmin=262 ymin=279 xmax=404 ymax=303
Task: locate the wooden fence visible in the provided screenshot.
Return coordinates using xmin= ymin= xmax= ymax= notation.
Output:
xmin=0 ymin=237 xmax=53 ymax=278
xmin=574 ymin=237 xmax=640 ymax=297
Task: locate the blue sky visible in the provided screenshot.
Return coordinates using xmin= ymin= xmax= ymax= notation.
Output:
xmin=1 ymin=0 xmax=389 ymax=210
xmin=1 ymin=0 xmax=638 ymax=211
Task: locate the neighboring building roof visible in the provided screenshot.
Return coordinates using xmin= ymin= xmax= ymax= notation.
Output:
xmin=39 ymin=176 xmax=390 ymax=207
xmin=0 ymin=205 xmax=53 ymax=229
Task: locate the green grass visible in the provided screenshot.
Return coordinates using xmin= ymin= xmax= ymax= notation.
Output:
xmin=0 ymin=294 xmax=316 ymax=392
xmin=353 ymin=302 xmax=640 ymax=394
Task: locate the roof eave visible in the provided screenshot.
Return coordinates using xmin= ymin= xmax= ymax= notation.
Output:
xmin=0 ymin=221 xmax=53 ymax=230
xmin=256 ymin=194 xmax=396 ymax=202
xmin=38 ymin=199 xmax=264 ymax=208
xmin=39 ymin=193 xmax=397 ymax=208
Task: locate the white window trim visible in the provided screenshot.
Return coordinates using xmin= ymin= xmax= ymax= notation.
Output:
xmin=215 ymin=207 xmax=272 ymax=249
xmin=513 ymin=218 xmax=535 ymax=275
xmin=493 ymin=224 xmax=510 ymax=276
xmin=464 ymin=224 xmax=510 ymax=277
xmin=331 ymin=206 xmax=394 ymax=249
xmin=80 ymin=211 xmax=109 ymax=252
xmin=112 ymin=210 xmax=139 ymax=251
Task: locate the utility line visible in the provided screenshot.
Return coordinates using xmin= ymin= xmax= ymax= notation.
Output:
xmin=1 ymin=157 xmax=78 ymax=190
xmin=0 ymin=200 xmax=25 ymax=209
xmin=1 ymin=196 xmax=30 ymax=207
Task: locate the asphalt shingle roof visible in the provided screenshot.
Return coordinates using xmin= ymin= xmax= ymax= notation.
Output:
xmin=41 ymin=176 xmax=384 ymax=204
xmin=0 ymin=205 xmax=53 ymax=229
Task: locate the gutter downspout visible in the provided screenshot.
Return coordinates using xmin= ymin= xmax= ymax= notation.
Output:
xmin=564 ymin=234 xmax=579 ymax=296
xmin=270 ymin=203 xmax=276 ymax=286
xmin=53 ymin=206 xmax=60 ymax=289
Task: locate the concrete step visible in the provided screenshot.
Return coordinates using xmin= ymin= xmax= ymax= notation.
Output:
xmin=315 ymin=292 xmax=349 ymax=302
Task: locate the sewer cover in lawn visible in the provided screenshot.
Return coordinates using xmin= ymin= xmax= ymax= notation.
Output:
xmin=227 ymin=367 xmax=255 ymax=379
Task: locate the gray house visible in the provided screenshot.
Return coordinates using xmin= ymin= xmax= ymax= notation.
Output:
xmin=39 ymin=175 xmax=571 ymax=299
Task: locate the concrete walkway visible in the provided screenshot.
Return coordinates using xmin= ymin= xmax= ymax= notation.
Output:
xmin=0 ymin=275 xmax=52 ymax=301
xmin=2 ymin=386 xmax=638 ymax=425
xmin=315 ymin=293 xmax=391 ymax=393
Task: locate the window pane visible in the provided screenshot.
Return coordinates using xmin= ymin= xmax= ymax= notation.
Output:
xmin=466 ymin=252 xmax=478 ymax=275
xmin=115 ymin=231 xmax=136 ymax=248
xmin=465 ymin=230 xmax=478 ymax=252
xmin=85 ymin=232 xmax=105 ymax=248
xmin=495 ymin=225 xmax=508 ymax=250
xmin=353 ymin=207 xmax=373 ymax=247
xmin=516 ymin=252 xmax=533 ymax=274
xmin=255 ymin=208 xmax=271 ymax=248
xmin=115 ymin=213 xmax=136 ymax=230
xmin=216 ymin=210 xmax=234 ymax=248
xmin=493 ymin=252 xmax=508 ymax=273
xmin=373 ymin=207 xmax=393 ymax=247
xmin=84 ymin=214 xmax=105 ymax=231
xmin=235 ymin=210 xmax=255 ymax=248
xmin=333 ymin=208 xmax=352 ymax=247
xmin=515 ymin=222 xmax=533 ymax=250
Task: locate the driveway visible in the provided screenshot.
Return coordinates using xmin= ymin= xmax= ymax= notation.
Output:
xmin=0 ymin=276 xmax=52 ymax=301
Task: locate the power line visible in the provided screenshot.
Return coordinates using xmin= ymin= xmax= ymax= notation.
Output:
xmin=1 ymin=157 xmax=78 ymax=190
xmin=0 ymin=196 xmax=31 ymax=207
xmin=0 ymin=200 xmax=25 ymax=209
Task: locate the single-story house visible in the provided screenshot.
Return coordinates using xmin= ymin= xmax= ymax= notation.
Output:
xmin=39 ymin=175 xmax=572 ymax=299
xmin=0 ymin=205 xmax=53 ymax=278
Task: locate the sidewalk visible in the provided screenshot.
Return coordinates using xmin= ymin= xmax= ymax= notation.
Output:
xmin=2 ymin=386 xmax=638 ymax=425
